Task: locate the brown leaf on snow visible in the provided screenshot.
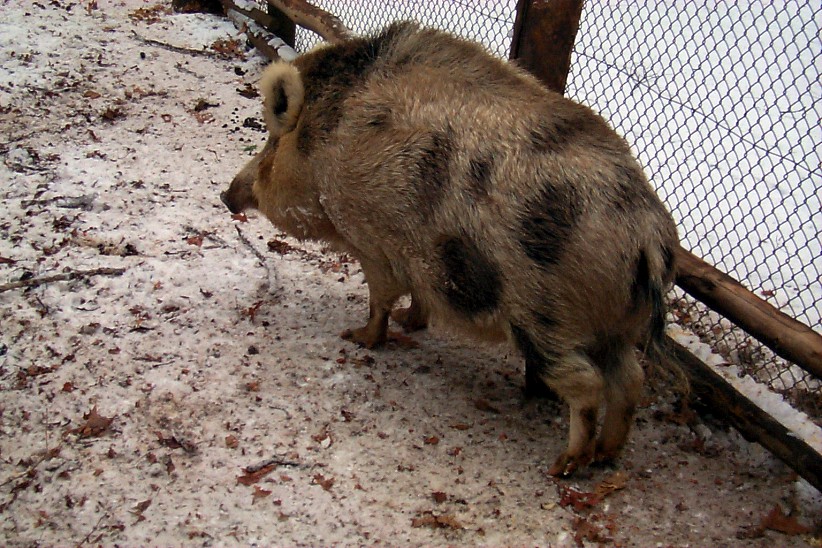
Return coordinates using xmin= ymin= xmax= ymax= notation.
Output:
xmin=132 ymin=499 xmax=152 ymax=514
xmin=411 ymin=511 xmax=463 ymax=530
xmin=313 ymin=473 xmax=335 ymax=491
xmin=237 ymin=83 xmax=259 ymax=99
xmin=66 ymin=406 xmax=114 ymax=438
xmin=237 ymin=464 xmax=276 ymax=486
xmin=424 ymin=436 xmax=440 ymax=446
xmin=558 ymin=485 xmax=601 ymax=512
xmin=572 ymin=516 xmax=612 ymax=547
xmin=594 ymin=471 xmax=628 ymax=498
xmin=760 ymin=504 xmax=812 ymax=535
xmin=432 ymin=491 xmax=448 ymax=503
xmin=252 ymin=485 xmax=272 ymax=504
xmin=474 ymin=399 xmax=500 ymax=414
xmin=186 ymin=234 xmax=204 ymax=247
xmin=0 ymin=256 xmax=16 ymax=264
xmin=156 ymin=431 xmax=197 ymax=453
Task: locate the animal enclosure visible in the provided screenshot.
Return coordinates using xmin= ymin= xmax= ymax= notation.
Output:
xmin=230 ymin=0 xmax=821 ymax=486
xmin=289 ymin=0 xmax=821 ymax=418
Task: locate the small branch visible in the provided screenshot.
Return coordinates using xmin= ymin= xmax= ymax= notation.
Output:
xmin=245 ymin=455 xmax=304 ymax=472
xmin=76 ymin=506 xmax=109 ymax=547
xmin=234 ymin=225 xmax=267 ymax=265
xmin=130 ymin=31 xmax=226 ymax=59
xmin=0 ymin=267 xmax=126 ymax=293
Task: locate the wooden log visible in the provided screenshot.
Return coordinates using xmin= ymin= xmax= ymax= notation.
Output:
xmin=667 ymin=336 xmax=822 ymax=491
xmin=675 ymin=246 xmax=822 ymax=380
xmin=509 ymin=0 xmax=584 ymax=94
xmin=220 ymin=0 xmax=297 ymax=61
xmin=265 ymin=0 xmax=351 ymax=44
xmin=265 ymin=2 xmax=296 ymax=48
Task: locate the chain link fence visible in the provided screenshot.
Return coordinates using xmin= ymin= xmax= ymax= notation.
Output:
xmin=277 ymin=1 xmax=820 ymax=420
xmin=567 ymin=1 xmax=820 ymax=421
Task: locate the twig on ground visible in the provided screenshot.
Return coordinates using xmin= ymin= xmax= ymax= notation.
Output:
xmin=130 ymin=31 xmax=226 ymax=59
xmin=0 ymin=267 xmax=126 ymax=293
xmin=245 ymin=455 xmax=304 ymax=472
xmin=234 ymin=225 xmax=267 ymax=265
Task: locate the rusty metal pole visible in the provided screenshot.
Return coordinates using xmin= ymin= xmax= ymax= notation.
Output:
xmin=509 ymin=0 xmax=584 ymax=95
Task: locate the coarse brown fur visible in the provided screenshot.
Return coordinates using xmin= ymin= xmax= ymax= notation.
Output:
xmin=221 ymin=22 xmax=680 ymax=476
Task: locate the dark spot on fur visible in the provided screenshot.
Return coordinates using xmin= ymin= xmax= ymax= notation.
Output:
xmin=295 ymin=24 xmax=410 ymax=152
xmin=528 ymin=106 xmax=605 ymax=154
xmin=366 ymin=105 xmax=392 ymax=127
xmin=437 ymin=235 xmax=500 ymax=316
xmin=662 ymin=245 xmax=675 ymax=277
xmin=631 ymin=250 xmax=651 ymax=306
xmin=467 ymin=155 xmax=493 ymax=195
xmin=519 ymin=182 xmax=579 ymax=266
xmin=414 ymin=131 xmax=453 ymax=213
xmin=534 ymin=310 xmax=557 ymax=328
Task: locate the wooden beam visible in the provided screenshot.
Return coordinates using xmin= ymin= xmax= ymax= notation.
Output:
xmin=675 ymin=247 xmax=822 ymax=380
xmin=509 ymin=0 xmax=584 ymax=94
xmin=265 ymin=0 xmax=351 ymax=44
xmin=220 ymin=0 xmax=297 ymax=61
xmin=668 ymin=336 xmax=822 ymax=492
xmin=266 ymin=3 xmax=296 ymax=48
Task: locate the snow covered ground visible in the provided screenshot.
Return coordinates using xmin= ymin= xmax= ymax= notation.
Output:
xmin=1 ymin=1 xmax=820 ymax=546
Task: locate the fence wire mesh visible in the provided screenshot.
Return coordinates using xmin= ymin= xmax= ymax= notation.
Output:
xmin=278 ymin=1 xmax=821 ymax=420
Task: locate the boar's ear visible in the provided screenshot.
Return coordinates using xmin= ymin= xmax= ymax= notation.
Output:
xmin=260 ymin=62 xmax=305 ymax=136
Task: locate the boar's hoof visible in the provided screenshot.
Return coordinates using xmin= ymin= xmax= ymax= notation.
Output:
xmin=390 ymin=306 xmax=428 ymax=333
xmin=593 ymin=444 xmax=621 ymax=466
xmin=548 ymin=450 xmax=594 ymax=478
xmin=341 ymin=326 xmax=387 ymax=349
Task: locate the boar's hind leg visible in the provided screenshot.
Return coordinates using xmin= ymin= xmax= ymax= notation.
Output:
xmin=512 ymin=326 xmax=603 ymax=477
xmin=390 ymin=292 xmax=428 ymax=332
xmin=341 ymin=257 xmax=404 ymax=349
xmin=544 ymin=355 xmax=604 ymax=477
xmin=595 ymin=346 xmax=643 ymax=463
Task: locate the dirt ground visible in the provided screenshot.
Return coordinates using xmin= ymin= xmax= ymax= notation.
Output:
xmin=1 ymin=2 xmax=819 ymax=546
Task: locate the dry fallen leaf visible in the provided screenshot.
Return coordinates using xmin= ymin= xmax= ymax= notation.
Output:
xmin=252 ymin=485 xmax=272 ymax=504
xmin=237 ymin=464 xmax=276 ymax=486
xmin=594 ymin=471 xmax=629 ymax=498
xmin=474 ymin=399 xmax=500 ymax=414
xmin=411 ymin=511 xmax=463 ymax=530
xmin=760 ymin=504 xmax=812 ymax=535
xmin=558 ymin=485 xmax=602 ymax=512
xmin=572 ymin=516 xmax=612 ymax=547
xmin=66 ymin=406 xmax=114 ymax=438
xmin=313 ymin=474 xmax=335 ymax=491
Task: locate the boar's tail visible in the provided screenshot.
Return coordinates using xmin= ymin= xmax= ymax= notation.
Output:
xmin=641 ymin=246 xmax=689 ymax=397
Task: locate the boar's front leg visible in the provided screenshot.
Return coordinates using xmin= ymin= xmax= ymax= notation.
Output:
xmin=341 ymin=257 xmax=405 ymax=349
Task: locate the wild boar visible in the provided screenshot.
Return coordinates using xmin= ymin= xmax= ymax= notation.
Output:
xmin=220 ymin=22 xmax=679 ymax=476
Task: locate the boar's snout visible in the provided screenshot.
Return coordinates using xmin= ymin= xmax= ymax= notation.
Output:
xmin=220 ymin=174 xmax=258 ymax=215
xmin=220 ymin=189 xmax=241 ymax=214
